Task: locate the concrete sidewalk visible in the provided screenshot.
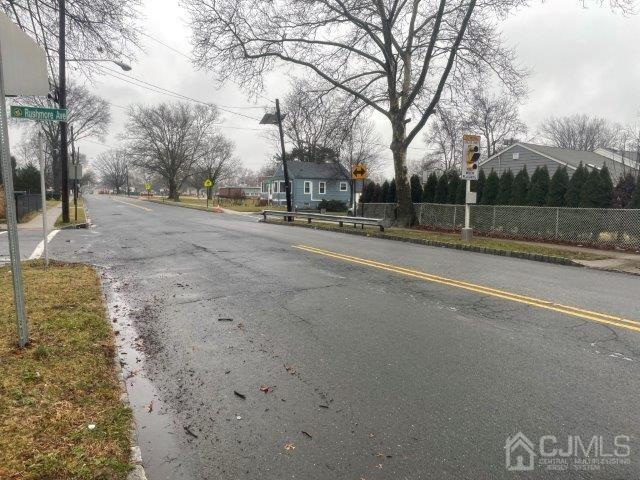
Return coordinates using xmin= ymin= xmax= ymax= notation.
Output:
xmin=0 ymin=203 xmax=61 ymax=231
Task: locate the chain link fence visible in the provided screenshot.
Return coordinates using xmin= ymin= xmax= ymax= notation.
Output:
xmin=362 ymin=202 xmax=640 ymax=250
xmin=15 ymin=193 xmax=42 ymax=221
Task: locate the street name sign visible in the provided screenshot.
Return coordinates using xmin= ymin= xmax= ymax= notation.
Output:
xmin=11 ymin=105 xmax=67 ymax=122
xmin=352 ymin=163 xmax=367 ymax=180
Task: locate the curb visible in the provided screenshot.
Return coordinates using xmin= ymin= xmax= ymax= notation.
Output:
xmin=102 ymin=280 xmax=148 ymax=480
xmin=262 ymin=219 xmax=580 ymax=267
xmin=143 ymin=197 xmax=223 ymax=213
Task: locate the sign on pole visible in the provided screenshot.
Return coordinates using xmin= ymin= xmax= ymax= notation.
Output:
xmin=203 ymin=179 xmax=213 ymax=188
xmin=0 ymin=12 xmax=48 ymax=97
xmin=351 ymin=163 xmax=367 ymax=180
xmin=11 ymin=105 xmax=67 ymax=122
xmin=144 ymin=183 xmax=152 ymax=192
xmin=0 ymin=12 xmax=49 ymax=347
xmin=461 ymin=134 xmax=481 ymax=180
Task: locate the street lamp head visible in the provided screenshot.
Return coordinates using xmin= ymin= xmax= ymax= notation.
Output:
xmin=114 ymin=61 xmax=132 ymax=71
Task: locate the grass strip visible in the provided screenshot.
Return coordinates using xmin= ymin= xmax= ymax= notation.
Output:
xmin=0 ymin=261 xmax=132 ymax=479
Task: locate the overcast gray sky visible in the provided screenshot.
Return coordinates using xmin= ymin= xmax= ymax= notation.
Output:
xmin=70 ymin=0 xmax=640 ymax=179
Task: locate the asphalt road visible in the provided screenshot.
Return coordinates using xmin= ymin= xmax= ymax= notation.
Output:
xmin=4 ymin=194 xmax=640 ymax=479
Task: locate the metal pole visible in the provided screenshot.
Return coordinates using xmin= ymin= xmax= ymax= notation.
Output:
xmin=59 ymin=0 xmax=70 ymax=223
xmin=0 ymin=38 xmax=29 ymax=347
xmin=70 ymin=126 xmax=77 ymax=221
xmin=38 ymin=133 xmax=49 ymax=267
xmin=461 ymin=179 xmax=473 ymax=242
xmin=275 ymin=99 xmax=293 ymax=220
xmin=126 ymin=165 xmax=130 ymax=197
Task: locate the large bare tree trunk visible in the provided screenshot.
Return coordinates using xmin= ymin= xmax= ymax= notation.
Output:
xmin=391 ymin=118 xmax=414 ymax=227
xmin=169 ymin=180 xmax=179 ymax=201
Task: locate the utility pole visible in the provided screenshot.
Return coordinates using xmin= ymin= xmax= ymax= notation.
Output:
xmin=126 ymin=164 xmax=130 ymax=196
xmin=275 ymin=99 xmax=293 ymax=218
xmin=59 ymin=0 xmax=70 ymax=223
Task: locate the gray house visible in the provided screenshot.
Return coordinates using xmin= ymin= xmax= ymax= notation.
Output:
xmin=480 ymin=142 xmax=638 ymax=179
xmin=261 ymin=161 xmax=351 ymax=209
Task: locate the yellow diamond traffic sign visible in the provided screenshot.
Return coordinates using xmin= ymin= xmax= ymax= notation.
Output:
xmin=352 ymin=163 xmax=367 ymax=180
xmin=204 ymin=179 xmax=213 ymax=188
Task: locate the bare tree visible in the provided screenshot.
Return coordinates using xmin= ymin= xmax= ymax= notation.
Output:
xmin=94 ymin=149 xmax=128 ymax=193
xmin=183 ymin=0 xmax=533 ymax=226
xmin=2 ymin=0 xmax=140 ymax=82
xmin=278 ymin=81 xmax=386 ymax=175
xmin=188 ymin=134 xmax=238 ymax=199
xmin=539 ymin=114 xmax=620 ymax=152
xmin=15 ymin=82 xmax=111 ymax=194
xmin=422 ymin=106 xmax=465 ymax=173
xmin=125 ymin=102 xmax=221 ymax=201
xmin=464 ymin=89 xmax=528 ymax=157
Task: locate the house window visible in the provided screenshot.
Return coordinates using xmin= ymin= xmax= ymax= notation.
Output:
xmin=279 ymin=181 xmax=287 ymax=193
xmin=304 ymin=181 xmax=311 ymax=194
xmin=339 ymin=181 xmax=348 ymax=192
xmin=261 ymin=182 xmax=269 ymax=194
xmin=512 ymin=152 xmax=520 ymax=160
xmin=319 ymin=181 xmax=326 ymax=194
xmin=272 ymin=181 xmax=278 ymax=193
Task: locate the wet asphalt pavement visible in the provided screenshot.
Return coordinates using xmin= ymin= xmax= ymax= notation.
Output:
xmin=9 ymin=194 xmax=640 ymax=479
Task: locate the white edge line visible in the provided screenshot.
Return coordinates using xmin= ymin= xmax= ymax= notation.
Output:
xmin=29 ymin=229 xmax=60 ymax=260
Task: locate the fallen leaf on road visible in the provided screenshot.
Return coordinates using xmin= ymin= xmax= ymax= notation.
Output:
xmin=284 ymin=364 xmax=296 ymax=375
xmin=301 ymin=431 xmax=312 ymax=439
xmin=225 ymin=370 xmax=231 ymax=374
xmin=259 ymin=385 xmax=273 ymax=393
xmin=319 ymin=404 xmax=329 ymax=409
xmin=145 ymin=401 xmax=153 ymax=413
xmin=218 ymin=318 xmax=233 ymax=322
xmin=284 ymin=443 xmax=296 ymax=451
xmin=234 ymin=390 xmax=246 ymax=399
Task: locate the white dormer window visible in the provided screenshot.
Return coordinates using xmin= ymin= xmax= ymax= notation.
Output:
xmin=512 ymin=152 xmax=520 ymax=160
xmin=319 ymin=181 xmax=326 ymax=194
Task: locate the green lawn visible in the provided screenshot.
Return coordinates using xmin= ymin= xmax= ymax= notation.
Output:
xmin=55 ymin=198 xmax=87 ymax=227
xmin=0 ymin=261 xmax=132 ymax=479
xmin=265 ymin=218 xmax=610 ymax=261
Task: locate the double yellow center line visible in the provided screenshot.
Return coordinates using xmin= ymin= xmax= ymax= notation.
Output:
xmin=112 ymin=198 xmax=153 ymax=212
xmin=293 ymin=244 xmax=640 ymax=334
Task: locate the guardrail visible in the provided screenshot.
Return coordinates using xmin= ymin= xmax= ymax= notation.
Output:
xmin=261 ymin=210 xmax=385 ymax=232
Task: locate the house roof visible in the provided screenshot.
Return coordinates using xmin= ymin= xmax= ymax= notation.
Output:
xmin=272 ymin=161 xmax=350 ymax=180
xmin=481 ymin=142 xmax=632 ymax=173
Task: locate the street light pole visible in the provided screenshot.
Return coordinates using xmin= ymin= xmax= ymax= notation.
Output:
xmin=275 ymin=99 xmax=293 ymax=217
xmin=59 ymin=0 xmax=70 ymax=223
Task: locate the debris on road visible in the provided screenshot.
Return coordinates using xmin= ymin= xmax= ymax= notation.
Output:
xmin=259 ymin=385 xmax=273 ymax=393
xmin=319 ymin=404 xmax=329 ymax=409
xmin=234 ymin=390 xmax=246 ymax=399
xmin=145 ymin=401 xmax=154 ymax=413
xmin=218 ymin=318 xmax=233 ymax=322
xmin=301 ymin=430 xmax=312 ymax=439
xmin=284 ymin=443 xmax=296 ymax=451
xmin=184 ymin=425 xmax=198 ymax=438
xmin=284 ymin=364 xmax=296 ymax=375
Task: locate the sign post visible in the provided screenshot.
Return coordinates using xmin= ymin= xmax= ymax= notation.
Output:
xmin=38 ymin=133 xmax=49 ymax=267
xmin=461 ymin=134 xmax=481 ymax=242
xmin=0 ymin=12 xmax=48 ymax=347
xmin=204 ymin=178 xmax=213 ymax=209
xmin=351 ymin=163 xmax=367 ymax=215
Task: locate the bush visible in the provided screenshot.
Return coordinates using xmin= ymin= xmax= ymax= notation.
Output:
xmin=481 ymin=170 xmax=500 ymax=205
xmin=434 ymin=174 xmax=448 ymax=204
xmin=496 ymin=170 xmax=514 ymax=205
xmin=631 ymin=175 xmax=640 ymax=208
xmin=527 ymin=166 xmax=550 ymax=206
xmin=46 ymin=192 xmax=61 ymax=201
xmin=510 ymin=166 xmax=529 ymax=206
xmin=410 ymin=174 xmax=422 ymax=203
xmin=422 ymin=172 xmax=438 ymax=203
xmin=565 ymin=162 xmax=588 ymax=207
xmin=447 ymin=171 xmax=460 ymax=204
xmin=318 ymin=199 xmax=347 ymax=211
xmin=547 ymin=166 xmax=569 ymax=207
